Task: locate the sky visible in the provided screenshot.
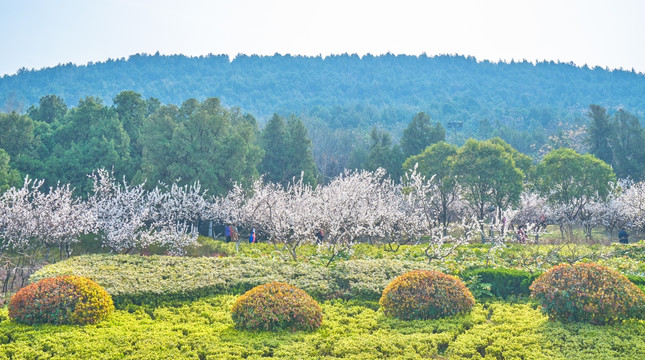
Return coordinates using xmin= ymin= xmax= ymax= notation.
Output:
xmin=1 ymin=0 xmax=645 ymax=76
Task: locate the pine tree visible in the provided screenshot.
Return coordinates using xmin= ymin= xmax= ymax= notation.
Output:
xmin=400 ymin=112 xmax=445 ymax=159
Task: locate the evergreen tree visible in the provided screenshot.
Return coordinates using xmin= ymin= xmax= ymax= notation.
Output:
xmin=49 ymin=97 xmax=131 ymax=193
xmin=366 ymin=127 xmax=404 ymax=180
xmin=139 ymin=98 xmax=262 ymax=195
xmin=259 ymin=114 xmax=318 ymax=187
xmin=113 ymin=91 xmax=147 ymax=179
xmin=587 ymin=105 xmax=614 ymax=165
xmin=0 ymin=149 xmax=21 ymax=192
xmin=611 ymin=109 xmax=645 ymax=180
xmin=286 ymin=116 xmax=318 ymax=186
xmin=27 ymin=95 xmax=68 ymax=124
xmin=259 ymin=114 xmax=290 ymax=185
xmin=0 ymin=111 xmax=42 ymax=179
xmin=400 ymin=112 xmax=445 ymax=159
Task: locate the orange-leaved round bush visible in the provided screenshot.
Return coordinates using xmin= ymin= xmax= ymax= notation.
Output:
xmin=530 ymin=263 xmax=645 ymax=325
xmin=231 ymin=282 xmax=322 ymax=331
xmin=380 ymin=270 xmax=475 ymax=320
xmin=9 ymin=275 xmax=114 ymax=325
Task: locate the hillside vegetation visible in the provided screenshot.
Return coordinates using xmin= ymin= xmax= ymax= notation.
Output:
xmin=3 ymin=53 xmax=644 ymax=136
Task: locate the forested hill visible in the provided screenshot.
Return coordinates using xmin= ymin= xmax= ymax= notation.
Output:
xmin=2 ymin=53 xmax=645 ymax=134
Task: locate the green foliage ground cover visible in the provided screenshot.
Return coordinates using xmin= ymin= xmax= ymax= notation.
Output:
xmin=30 ymin=255 xmax=439 ymax=306
xmin=31 ymin=242 xmax=645 ymax=307
xmin=1 ymin=296 xmax=644 ymax=359
xmin=12 ymin=242 xmax=645 ymax=358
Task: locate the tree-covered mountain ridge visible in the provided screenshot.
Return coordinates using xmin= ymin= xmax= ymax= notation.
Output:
xmin=2 ymin=53 xmax=644 ymax=129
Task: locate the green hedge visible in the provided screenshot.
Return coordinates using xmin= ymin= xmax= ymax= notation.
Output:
xmin=332 ymin=259 xmax=436 ymax=300
xmin=31 ymin=254 xmax=645 ymax=308
xmin=31 ymin=255 xmax=335 ymax=307
xmin=462 ymin=267 xmax=645 ymax=301
xmin=461 ymin=268 xmax=542 ymax=300
xmin=31 ymin=255 xmax=438 ymax=307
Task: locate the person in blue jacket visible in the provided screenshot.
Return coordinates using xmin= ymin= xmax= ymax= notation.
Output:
xmin=618 ymin=228 xmax=629 ymax=244
xmin=225 ymin=225 xmax=231 ymax=243
xmin=249 ymin=227 xmax=256 ymax=243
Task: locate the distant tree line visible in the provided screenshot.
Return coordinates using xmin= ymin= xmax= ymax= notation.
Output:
xmin=2 ymin=53 xmax=645 ymax=160
xmin=0 ymin=92 xmax=318 ymax=195
xmin=1 ymin=90 xmax=644 ymax=197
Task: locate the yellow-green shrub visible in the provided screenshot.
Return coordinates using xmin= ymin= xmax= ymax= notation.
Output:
xmin=380 ymin=270 xmax=475 ymax=320
xmin=9 ymin=275 xmax=114 ymax=325
xmin=231 ymin=282 xmax=322 ymax=331
xmin=530 ymin=263 xmax=645 ymax=325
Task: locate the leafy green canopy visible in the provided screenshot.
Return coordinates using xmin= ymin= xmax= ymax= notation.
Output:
xmin=535 ymin=148 xmax=616 ymax=206
xmin=453 ymin=138 xmax=524 ymax=219
xmin=139 ymin=98 xmax=263 ymax=195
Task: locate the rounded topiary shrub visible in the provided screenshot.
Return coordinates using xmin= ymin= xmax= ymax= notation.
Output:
xmin=9 ymin=275 xmax=114 ymax=325
xmin=530 ymin=263 xmax=645 ymax=325
xmin=380 ymin=270 xmax=475 ymax=320
xmin=231 ymin=282 xmax=322 ymax=331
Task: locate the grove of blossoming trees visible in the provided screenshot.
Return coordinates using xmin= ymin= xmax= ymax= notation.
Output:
xmin=2 ymin=148 xmax=645 ymax=294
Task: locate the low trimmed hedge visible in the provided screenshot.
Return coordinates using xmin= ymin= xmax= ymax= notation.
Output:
xmin=461 ymin=267 xmax=645 ymax=301
xmin=31 ymin=255 xmax=645 ymax=309
xmin=30 ymin=255 xmax=438 ymax=308
xmin=1 ymin=298 xmax=644 ymax=359
xmin=461 ymin=267 xmax=542 ymax=300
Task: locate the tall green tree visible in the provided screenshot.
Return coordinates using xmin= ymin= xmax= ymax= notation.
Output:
xmin=259 ymin=114 xmax=317 ymax=187
xmin=49 ymin=97 xmax=131 ymax=193
xmin=113 ymin=91 xmax=147 ymax=178
xmin=137 ymin=104 xmax=179 ymax=185
xmin=286 ymin=116 xmax=318 ymax=186
xmin=587 ymin=105 xmax=614 ymax=165
xmin=452 ymin=139 xmax=524 ymax=220
xmin=140 ymin=98 xmax=262 ymax=195
xmin=27 ymin=95 xmax=68 ymax=124
xmin=535 ymin=148 xmax=616 ymax=238
xmin=400 ymin=112 xmax=445 ymax=159
xmin=0 ymin=112 xmax=35 ymax=160
xmin=488 ymin=137 xmax=534 ymax=180
xmin=365 ymin=127 xmax=404 ymax=180
xmin=0 ymin=149 xmax=21 ymax=192
xmin=0 ymin=112 xmax=43 ymax=178
xmin=403 ymin=141 xmax=458 ymax=229
xmin=610 ymin=109 xmax=645 ymax=179
xmin=259 ymin=114 xmax=290 ymax=185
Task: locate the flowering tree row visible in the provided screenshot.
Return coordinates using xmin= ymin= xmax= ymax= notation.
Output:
xmin=2 ymin=167 xmax=644 ymax=265
xmin=0 ymin=169 xmax=207 ymax=258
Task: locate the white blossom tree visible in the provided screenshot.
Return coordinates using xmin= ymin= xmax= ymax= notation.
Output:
xmin=89 ymin=169 xmax=199 ymax=255
xmin=0 ymin=177 xmax=95 ymax=294
xmin=620 ymin=179 xmax=645 ymax=234
xmin=31 ymin=182 xmax=96 ymax=258
xmin=316 ymin=169 xmax=402 ymax=266
xmin=401 ymin=166 xmax=476 ymax=262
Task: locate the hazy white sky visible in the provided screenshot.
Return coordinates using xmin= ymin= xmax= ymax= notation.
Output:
xmin=1 ymin=0 xmax=644 ymax=76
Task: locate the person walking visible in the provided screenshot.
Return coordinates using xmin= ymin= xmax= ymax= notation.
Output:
xmin=249 ymin=227 xmax=256 ymax=243
xmin=231 ymin=224 xmax=239 ymax=243
xmin=225 ymin=225 xmax=231 ymax=243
